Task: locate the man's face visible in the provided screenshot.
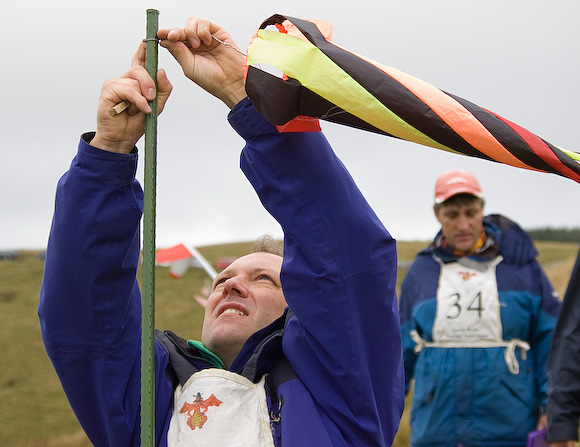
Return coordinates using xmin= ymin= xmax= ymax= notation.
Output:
xmin=201 ymin=252 xmax=286 ymax=366
xmin=435 ymin=198 xmax=484 ymax=253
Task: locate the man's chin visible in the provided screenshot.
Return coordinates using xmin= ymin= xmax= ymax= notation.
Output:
xmin=207 ymin=326 xmax=250 ymax=349
xmin=451 ymin=238 xmax=475 ymax=252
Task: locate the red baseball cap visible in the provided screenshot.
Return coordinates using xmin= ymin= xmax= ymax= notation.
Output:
xmin=434 ymin=170 xmax=484 ymax=204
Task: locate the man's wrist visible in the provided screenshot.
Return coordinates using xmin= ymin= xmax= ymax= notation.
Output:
xmin=90 ymin=134 xmax=136 ymax=154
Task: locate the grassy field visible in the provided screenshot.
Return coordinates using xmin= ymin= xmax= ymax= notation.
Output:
xmin=1 ymin=240 xmax=578 ymax=446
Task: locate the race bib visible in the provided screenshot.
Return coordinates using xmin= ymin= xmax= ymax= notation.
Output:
xmin=432 ymin=256 xmax=503 ymax=343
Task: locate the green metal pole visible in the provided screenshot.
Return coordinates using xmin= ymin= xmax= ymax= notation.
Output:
xmin=142 ymin=8 xmax=158 ymax=447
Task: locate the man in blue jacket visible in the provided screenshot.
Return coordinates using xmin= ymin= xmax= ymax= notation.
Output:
xmin=399 ymin=169 xmax=561 ymax=447
xmin=38 ymin=16 xmax=404 ymax=447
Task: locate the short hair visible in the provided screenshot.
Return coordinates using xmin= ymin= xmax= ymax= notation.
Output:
xmin=250 ymin=234 xmax=283 ymax=257
xmin=433 ymin=193 xmax=485 ymax=214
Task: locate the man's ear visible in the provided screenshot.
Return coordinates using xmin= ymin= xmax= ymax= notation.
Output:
xmin=433 ymin=206 xmax=442 ymax=223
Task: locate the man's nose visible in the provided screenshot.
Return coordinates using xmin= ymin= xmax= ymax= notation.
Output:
xmin=456 ymin=214 xmax=470 ymax=230
xmin=222 ymin=276 xmax=248 ymax=297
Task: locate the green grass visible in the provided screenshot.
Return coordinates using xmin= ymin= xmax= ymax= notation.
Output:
xmin=1 ymin=240 xmax=577 ymax=446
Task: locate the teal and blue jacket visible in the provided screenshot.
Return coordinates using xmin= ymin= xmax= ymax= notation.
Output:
xmin=400 ymin=215 xmax=561 ymax=447
xmin=39 ymin=99 xmax=404 ymax=447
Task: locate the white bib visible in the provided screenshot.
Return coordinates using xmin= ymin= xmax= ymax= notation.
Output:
xmin=432 ymin=256 xmax=504 ymax=343
xmin=167 ymin=369 xmax=275 ymax=447
xmin=410 ymin=255 xmax=530 ymax=374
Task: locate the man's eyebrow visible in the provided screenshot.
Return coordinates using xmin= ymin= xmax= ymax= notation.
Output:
xmin=217 ymin=267 xmax=233 ymax=278
xmin=213 ymin=268 xmax=233 ymax=286
xmin=213 ymin=266 xmax=280 ymax=286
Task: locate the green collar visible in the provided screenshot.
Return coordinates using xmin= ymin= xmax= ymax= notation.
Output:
xmin=186 ymin=340 xmax=225 ymax=369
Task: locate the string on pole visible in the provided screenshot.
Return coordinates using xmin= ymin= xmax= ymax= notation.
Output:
xmin=141 ymin=8 xmax=159 ymax=447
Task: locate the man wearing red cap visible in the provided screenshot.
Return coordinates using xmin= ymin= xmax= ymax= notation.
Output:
xmin=399 ymin=169 xmax=561 ymax=447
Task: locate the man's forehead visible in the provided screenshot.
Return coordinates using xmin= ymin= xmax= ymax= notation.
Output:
xmin=440 ymin=201 xmax=483 ymax=213
xmin=222 ymin=252 xmax=282 ymax=275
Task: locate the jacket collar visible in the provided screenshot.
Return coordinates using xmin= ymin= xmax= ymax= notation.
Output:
xmin=428 ymin=217 xmax=501 ymax=263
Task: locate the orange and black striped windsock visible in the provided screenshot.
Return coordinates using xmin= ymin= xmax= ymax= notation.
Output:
xmin=245 ymin=14 xmax=580 ymax=184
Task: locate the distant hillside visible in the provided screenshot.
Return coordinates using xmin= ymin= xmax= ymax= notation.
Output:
xmin=526 ymin=226 xmax=580 ymax=243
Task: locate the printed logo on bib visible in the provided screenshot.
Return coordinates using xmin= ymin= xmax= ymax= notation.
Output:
xmin=179 ymin=392 xmax=223 ymax=430
xmin=457 ymin=270 xmax=476 ymax=281
xmin=433 ymin=257 xmax=503 ymax=343
xmin=167 ymin=369 xmax=275 ymax=446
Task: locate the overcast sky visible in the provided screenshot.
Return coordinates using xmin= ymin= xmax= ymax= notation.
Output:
xmin=2 ymin=1 xmax=579 ymax=251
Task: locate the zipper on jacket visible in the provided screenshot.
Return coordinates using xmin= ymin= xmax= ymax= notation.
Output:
xmin=164 ymin=330 xmax=219 ymax=368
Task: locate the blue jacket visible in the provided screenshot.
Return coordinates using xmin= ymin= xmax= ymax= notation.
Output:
xmin=399 ymin=215 xmax=561 ymax=447
xmin=547 ymin=249 xmax=580 ymax=443
xmin=39 ymin=98 xmax=404 ymax=447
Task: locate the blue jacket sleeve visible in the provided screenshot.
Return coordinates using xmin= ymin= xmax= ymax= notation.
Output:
xmin=531 ymin=262 xmax=561 ymax=409
xmin=38 ymin=134 xmax=172 ymax=447
xmin=399 ymin=262 xmax=422 ymax=394
xmin=229 ymin=99 xmax=405 ymax=446
xmin=547 ymin=250 xmax=580 ymax=442
xmin=398 ymin=254 xmax=440 ymax=394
